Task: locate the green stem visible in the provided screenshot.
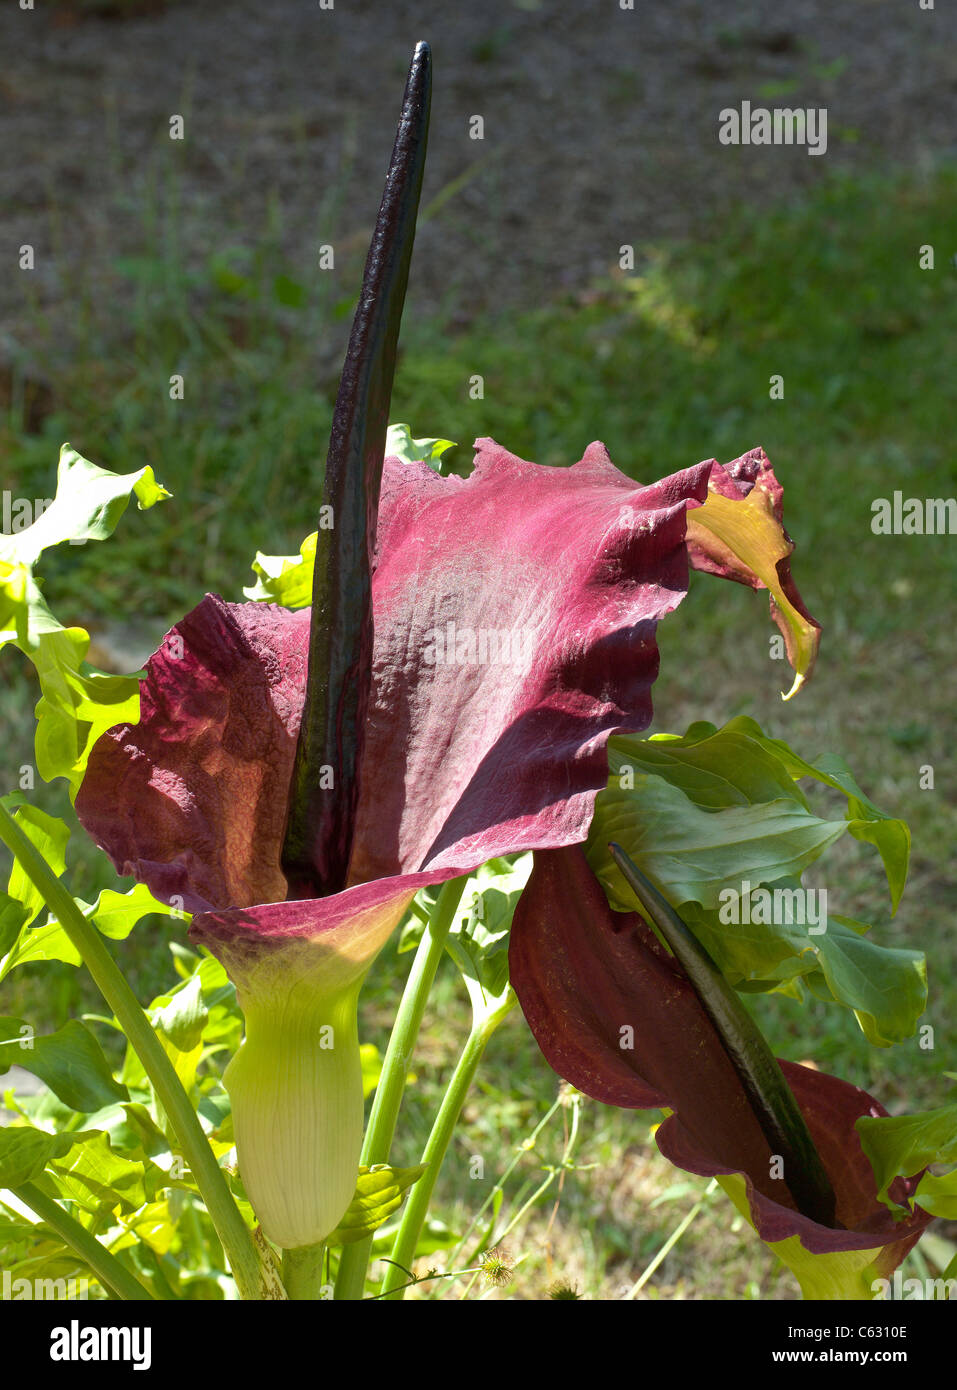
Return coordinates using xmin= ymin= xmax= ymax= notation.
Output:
xmin=381 ymin=1018 xmax=494 ymax=1299
xmin=495 ymin=1089 xmax=581 ymax=1249
xmin=334 ymin=874 xmax=469 ymax=1300
xmin=282 ymin=1243 xmax=326 ymax=1300
xmin=441 ymin=1095 xmax=564 ymax=1274
xmin=624 ymin=1178 xmax=718 ymax=1299
xmin=366 ymin=1260 xmax=486 ymax=1300
xmin=0 ymin=802 xmax=265 ymax=1301
xmin=456 ymin=1087 xmax=582 ymax=1300
xmin=12 ymin=1181 xmax=155 ymax=1301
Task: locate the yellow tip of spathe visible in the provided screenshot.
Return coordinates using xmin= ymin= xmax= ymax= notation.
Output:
xmin=781 ymin=670 xmax=807 ymax=702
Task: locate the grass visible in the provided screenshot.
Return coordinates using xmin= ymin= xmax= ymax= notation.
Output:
xmin=1 ymin=154 xmax=955 ymax=1297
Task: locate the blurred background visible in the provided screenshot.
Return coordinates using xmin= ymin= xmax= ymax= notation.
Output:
xmin=1 ymin=0 xmax=955 ymax=1298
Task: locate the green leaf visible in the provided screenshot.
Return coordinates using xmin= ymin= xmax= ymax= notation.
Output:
xmin=911 ymin=1170 xmax=957 ymax=1220
xmin=43 ymin=1130 xmax=169 ymax=1214
xmin=678 ymin=889 xmax=821 ymax=988
xmin=1 ymin=883 xmax=178 ymax=980
xmin=680 ymin=899 xmax=926 ymax=1046
xmin=244 ymin=529 xmax=317 ymax=609
xmin=587 ymin=720 xmax=923 ymax=1043
xmin=845 ymin=818 xmax=910 ymax=917
xmin=360 ymin=1043 xmax=382 ymax=1100
xmin=63 ymin=1098 xmax=170 ymax=1162
xmin=327 ymin=1164 xmax=428 ymax=1245
xmin=0 ymin=893 xmax=28 ymax=957
xmin=0 ymin=915 xmax=82 ymax=975
xmin=370 ymin=1214 xmax=458 ymax=1255
xmin=0 ymin=558 xmax=30 ymax=644
xmin=0 ymin=446 xmax=170 ymax=793
xmin=5 ymin=803 xmax=70 ymax=928
xmin=12 ymin=582 xmax=142 ymax=796
xmin=406 ymin=856 xmax=531 ymax=1023
xmin=0 ymin=1017 xmax=128 ymax=1112
xmin=856 ymin=1104 xmax=957 ymax=1209
xmin=607 ymin=719 xmax=910 ymax=912
xmin=608 ymin=723 xmax=810 ymax=811
xmin=808 ymin=914 xmax=926 ymax=1047
xmin=445 ymin=855 xmax=532 ymax=1012
xmin=92 ymin=882 xmax=184 ymax=939
xmin=0 ymin=444 xmax=169 ymax=568
xmin=150 ymin=974 xmax=208 ymax=1053
xmin=588 ymin=777 xmax=846 ymax=912
xmin=717 ymin=719 xmax=910 ymax=912
xmin=0 ymin=1123 xmax=98 ymax=1189
xmin=385 ymin=423 xmax=456 ymax=471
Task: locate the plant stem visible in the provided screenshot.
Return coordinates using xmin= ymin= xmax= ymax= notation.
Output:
xmin=13 ymin=1181 xmax=155 ymax=1301
xmin=380 ymin=1015 xmax=497 ymax=1299
xmin=365 ymin=1260 xmax=486 ymax=1300
xmin=456 ymin=1086 xmax=582 ymax=1300
xmin=624 ymin=1178 xmax=718 ymax=1300
xmin=282 ymin=1243 xmax=326 ymax=1300
xmin=333 ymin=874 xmax=469 ymax=1300
xmin=0 ymin=802 xmax=265 ymax=1301
xmin=441 ymin=1095 xmax=564 ymax=1273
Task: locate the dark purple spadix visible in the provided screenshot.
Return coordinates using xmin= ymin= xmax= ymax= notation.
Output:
xmin=607 ymin=841 xmax=839 ymax=1229
xmin=282 ymin=42 xmax=432 ymax=898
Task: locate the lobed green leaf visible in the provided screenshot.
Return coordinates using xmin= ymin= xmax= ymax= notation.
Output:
xmin=1 ymin=445 xmax=171 ymax=795
xmin=857 ymin=1104 xmax=957 ymax=1210
xmin=0 ymin=1017 xmax=128 ymax=1113
xmin=586 ymin=719 xmax=922 ymax=1044
xmin=327 ymin=1163 xmax=428 ymax=1246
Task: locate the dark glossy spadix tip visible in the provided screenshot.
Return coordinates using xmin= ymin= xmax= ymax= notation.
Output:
xmin=282 ymin=43 xmax=431 ymax=899
xmin=608 ymin=842 xmax=840 ymax=1230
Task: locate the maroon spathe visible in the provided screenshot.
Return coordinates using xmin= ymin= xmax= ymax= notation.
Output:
xmin=509 ymin=846 xmax=931 ymax=1265
xmin=77 ymin=439 xmax=724 ymax=905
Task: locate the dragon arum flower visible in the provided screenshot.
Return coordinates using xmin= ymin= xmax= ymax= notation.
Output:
xmin=73 ymin=432 xmax=918 ymax=1266
xmin=74 ymin=44 xmax=931 ymax=1287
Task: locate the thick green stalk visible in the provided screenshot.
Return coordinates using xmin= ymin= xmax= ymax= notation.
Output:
xmin=333 ymin=874 xmax=469 ymax=1299
xmin=13 ymin=1180 xmax=155 ymax=1301
xmin=380 ymin=1004 xmax=512 ymax=1299
xmin=0 ymin=803 xmax=265 ymax=1301
xmin=282 ymin=1242 xmax=326 ymax=1300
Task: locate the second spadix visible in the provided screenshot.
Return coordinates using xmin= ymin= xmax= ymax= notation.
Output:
xmin=608 ymin=842 xmax=839 ymax=1229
